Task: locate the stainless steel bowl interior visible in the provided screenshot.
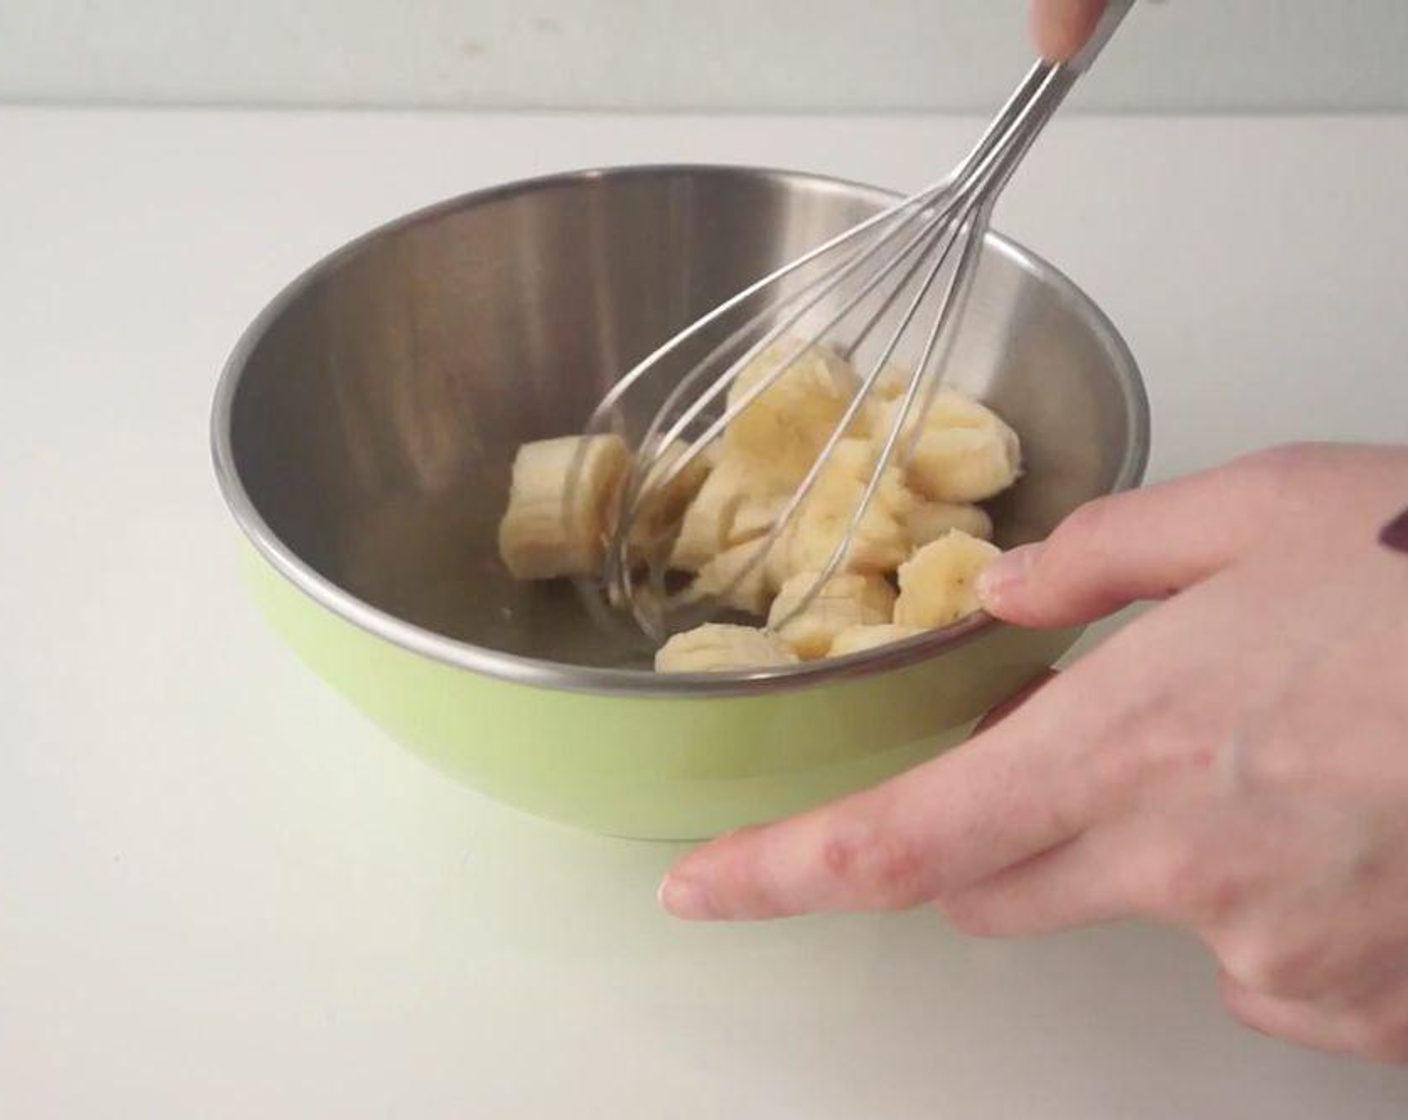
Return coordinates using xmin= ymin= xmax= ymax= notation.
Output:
xmin=213 ymin=165 xmax=1148 ymax=694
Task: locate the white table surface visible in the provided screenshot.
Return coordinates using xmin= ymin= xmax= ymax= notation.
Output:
xmin=3 ymin=105 xmax=1406 ymax=1118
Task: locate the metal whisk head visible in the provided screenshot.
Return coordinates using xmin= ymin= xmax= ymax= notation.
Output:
xmin=570 ymin=3 xmax=1132 ymax=648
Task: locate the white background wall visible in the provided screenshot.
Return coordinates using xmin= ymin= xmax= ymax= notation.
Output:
xmin=1 ymin=0 xmax=1405 ymax=113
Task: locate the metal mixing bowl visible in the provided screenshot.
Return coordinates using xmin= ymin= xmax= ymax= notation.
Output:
xmin=212 ymin=165 xmax=1148 ymax=839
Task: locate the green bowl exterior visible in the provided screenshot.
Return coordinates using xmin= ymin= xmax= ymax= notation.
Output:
xmin=246 ymin=548 xmax=1079 ymax=840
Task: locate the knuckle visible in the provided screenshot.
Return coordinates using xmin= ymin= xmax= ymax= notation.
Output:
xmin=1227 ymin=703 xmax=1321 ymax=795
xmin=1075 ymin=666 xmax=1222 ymax=806
xmin=1174 ymin=736 xmax=1221 ymax=789
xmin=1118 ymin=696 xmax=1221 ymax=796
xmin=1351 ymin=992 xmax=1408 ymax=1064
xmin=1367 ymin=1019 xmax=1408 ymax=1065
xmin=934 ymin=893 xmax=1001 ymax=938
xmin=1236 ymin=734 xmax=1311 ymax=794
xmin=1151 ymin=842 xmax=1246 ymax=923
xmin=1218 ymin=929 xmax=1328 ymax=999
xmin=819 ymin=831 xmax=928 ymax=909
xmin=1218 ymin=983 xmax=1263 ymax=1032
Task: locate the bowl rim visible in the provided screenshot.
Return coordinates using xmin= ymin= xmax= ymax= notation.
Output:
xmin=211 ymin=162 xmax=1150 ymax=698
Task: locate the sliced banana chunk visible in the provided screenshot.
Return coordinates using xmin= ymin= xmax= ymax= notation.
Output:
xmin=763 ymin=523 xmax=799 ymax=594
xmin=828 ymin=623 xmax=926 ymax=658
xmin=877 ymin=390 xmax=1021 ymax=504
xmin=669 ymin=458 xmax=751 ymax=572
xmin=824 ymin=439 xmax=916 ymax=521
xmin=499 ymin=345 xmax=1027 ymax=678
xmin=874 ymin=388 xmax=1008 ymax=435
xmin=655 ymin=623 xmax=799 ymax=673
xmin=608 ymin=440 xmax=713 ymax=565
xmin=727 ymin=494 xmax=788 ymax=547
xmin=902 ymin=499 xmax=994 ymax=547
xmin=908 ymin=424 xmax=1021 ymax=503
xmin=926 ymin=389 xmax=1009 ymax=430
xmin=787 ymin=496 xmax=910 ymax=580
xmin=767 ymin=571 xmax=897 ymax=660
xmin=635 ymin=439 xmax=712 ymax=525
xmin=782 ymin=439 xmax=913 ymax=581
xmin=893 ymin=529 xmax=1002 ymax=628
xmin=687 ymin=540 xmax=772 ymax=616
xmin=723 ymin=340 xmax=863 ymax=492
xmin=872 ymin=361 xmax=924 ymax=402
xmin=498 ymin=434 xmax=629 ymax=580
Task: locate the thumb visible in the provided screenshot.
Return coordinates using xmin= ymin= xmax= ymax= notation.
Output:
xmin=978 ymin=464 xmax=1270 ymax=628
xmin=1030 ymin=0 xmax=1108 ymax=62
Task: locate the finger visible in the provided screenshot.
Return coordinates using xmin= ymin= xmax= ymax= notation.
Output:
xmin=1030 ymin=0 xmax=1107 ymax=62
xmin=1210 ymin=856 xmax=1408 ymax=1004
xmin=973 ymin=669 xmax=1058 ymax=735
xmin=935 ymin=816 xmax=1192 ymax=937
xmin=936 ymin=831 xmax=1130 ymax=936
xmin=934 ymin=813 xmax=1230 ymax=938
xmin=659 ymin=675 xmax=1114 ymax=921
xmin=1218 ymin=970 xmax=1360 ymax=1057
xmin=1223 ymin=968 xmax=1408 ymax=1064
xmin=1220 ymin=924 xmax=1408 ymax=1011
xmin=977 ymin=465 xmax=1271 ymax=628
xmin=936 ymin=801 xmax=1321 ymax=939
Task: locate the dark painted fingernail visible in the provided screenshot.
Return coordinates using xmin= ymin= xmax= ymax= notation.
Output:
xmin=1380 ymin=506 xmax=1408 ymax=554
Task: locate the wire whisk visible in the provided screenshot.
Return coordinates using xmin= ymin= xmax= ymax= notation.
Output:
xmin=570 ymin=1 xmax=1133 ymax=648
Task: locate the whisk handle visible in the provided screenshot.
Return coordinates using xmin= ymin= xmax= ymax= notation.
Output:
xmin=1067 ymin=0 xmax=1135 ymax=73
xmin=994 ymin=0 xmax=1134 ymax=177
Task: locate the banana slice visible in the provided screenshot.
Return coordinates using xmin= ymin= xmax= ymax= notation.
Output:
xmin=828 ymin=623 xmax=926 ymax=658
xmin=781 ymin=439 xmax=912 ymax=582
xmin=637 ymin=439 xmax=712 ymax=524
xmin=876 ymin=388 xmax=1007 ymax=434
xmin=615 ymin=440 xmax=712 ymax=563
xmin=893 ymin=530 xmax=1002 ymax=628
xmin=876 ymin=390 xmax=1021 ymax=503
xmin=908 ymin=425 xmax=1021 ymax=503
xmin=902 ymin=499 xmax=994 ymax=547
xmin=742 ymin=439 xmax=910 ymax=592
xmin=726 ymin=494 xmax=788 ymax=547
xmin=498 ymin=434 xmax=629 ymax=580
xmin=822 ymin=439 xmax=916 ymax=518
xmin=687 ymin=540 xmax=772 ymax=616
xmin=655 ymin=623 xmax=799 ymax=673
xmin=669 ymin=458 xmax=751 ymax=572
xmin=723 ymin=340 xmax=864 ymax=491
xmin=499 ymin=347 xmax=1026 ymax=679
xmin=764 ymin=522 xmax=799 ymax=593
xmin=787 ymin=495 xmax=910 ymax=580
xmin=873 ymin=361 xmax=924 ymax=402
xmin=767 ymin=571 xmax=897 ymax=660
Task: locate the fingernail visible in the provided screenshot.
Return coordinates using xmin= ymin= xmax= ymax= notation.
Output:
xmin=1380 ymin=506 xmax=1408 ymax=554
xmin=977 ymin=543 xmax=1040 ymax=607
xmin=658 ymin=873 xmax=718 ymax=920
